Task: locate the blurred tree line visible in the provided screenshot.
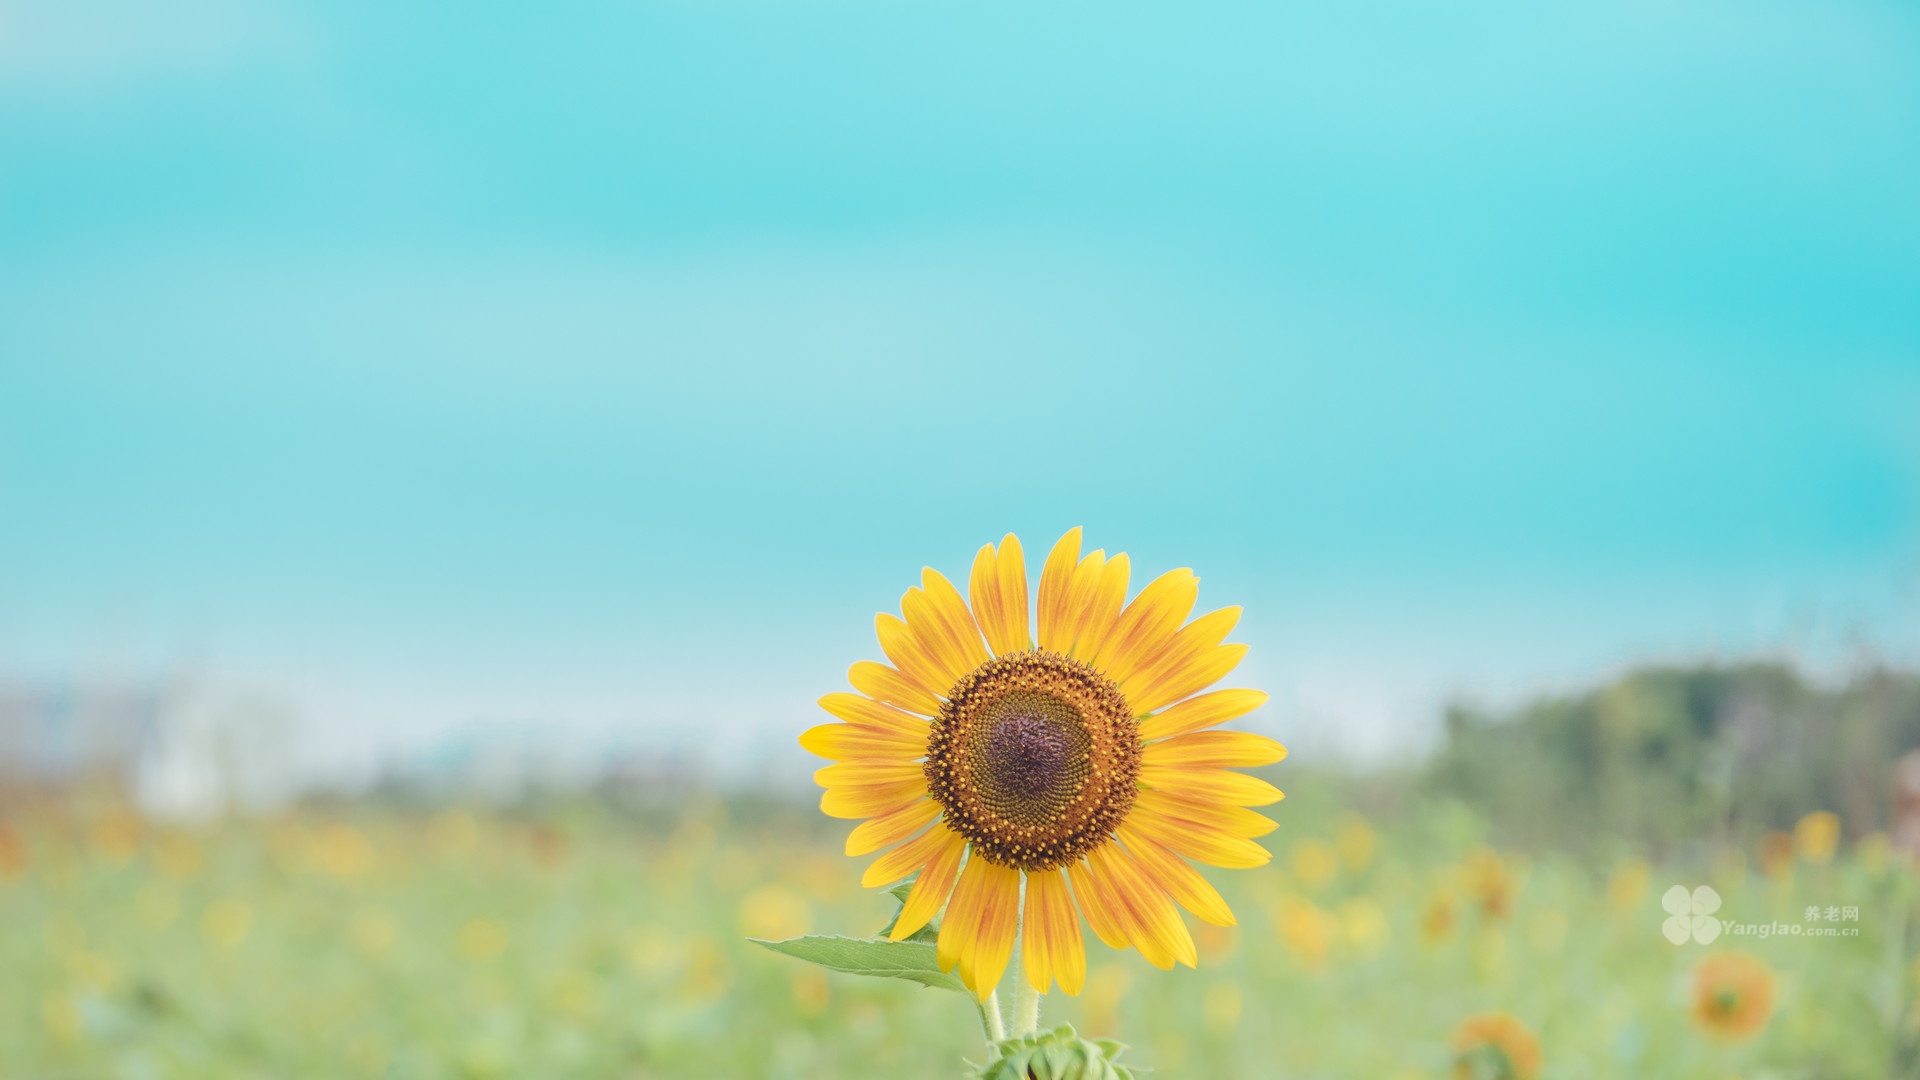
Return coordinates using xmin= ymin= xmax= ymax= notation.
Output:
xmin=1423 ymin=662 xmax=1920 ymax=857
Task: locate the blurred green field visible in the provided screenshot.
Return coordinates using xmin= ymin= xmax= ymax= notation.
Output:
xmin=5 ymin=774 xmax=1913 ymax=1079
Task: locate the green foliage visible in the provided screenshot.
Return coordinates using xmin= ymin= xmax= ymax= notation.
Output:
xmin=977 ymin=1025 xmax=1137 ymax=1080
xmin=1425 ymin=662 xmax=1920 ymax=854
xmin=751 ymin=935 xmax=966 ymax=994
xmin=4 ymin=797 xmax=1909 ymax=1078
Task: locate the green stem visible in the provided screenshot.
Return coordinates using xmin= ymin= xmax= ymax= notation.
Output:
xmin=979 ymin=988 xmax=1006 ymax=1047
xmin=1013 ymin=975 xmax=1041 ymax=1038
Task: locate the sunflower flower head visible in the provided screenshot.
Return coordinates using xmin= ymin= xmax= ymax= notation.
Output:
xmin=1690 ymin=951 xmax=1776 ymax=1042
xmin=802 ymin=529 xmax=1284 ymax=1001
xmin=1451 ymin=1012 xmax=1542 ymax=1080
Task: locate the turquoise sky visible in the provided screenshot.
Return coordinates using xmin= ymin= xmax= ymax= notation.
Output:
xmin=2 ymin=0 xmax=1917 ymax=779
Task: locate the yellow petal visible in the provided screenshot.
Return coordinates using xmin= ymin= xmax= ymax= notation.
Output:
xmin=890 ymin=826 xmax=966 ymax=940
xmin=901 ymin=585 xmax=976 ymax=690
xmin=998 ymin=536 xmax=1033 ymax=653
xmin=1091 ymin=568 xmax=1198 ymax=685
xmin=815 ymin=761 xmax=924 ymax=788
xmin=1135 ymin=787 xmax=1278 ymax=839
xmin=1086 ymin=842 xmax=1195 ymax=969
xmin=1116 ymin=823 xmax=1237 ymax=927
xmin=965 ymin=860 xmax=1021 ymax=998
xmin=1070 ymin=553 xmax=1130 ymax=663
xmin=875 ymin=613 xmax=954 ymax=703
xmin=822 ymin=779 xmax=925 ymax=819
xmin=1066 ymin=857 xmax=1130 ymax=950
xmin=860 ymin=816 xmax=958 ymax=886
xmin=1139 ymin=763 xmax=1283 ymax=807
xmin=968 ymin=537 xmax=1031 ymax=657
xmin=817 ymin=693 xmax=932 ymax=739
xmin=799 ymin=722 xmax=926 ymax=763
xmin=1118 ymin=607 xmax=1239 ymax=703
xmin=967 ymin=544 xmax=1003 ymax=655
xmin=1023 ymin=868 xmax=1085 ymax=995
xmin=1127 ymin=643 xmax=1250 ymax=716
xmin=1143 ymin=731 xmax=1288 ymax=769
xmin=1137 ymin=689 xmax=1270 ymax=742
xmin=924 ymin=567 xmax=990 ymax=666
xmin=937 ymin=852 xmax=992 ymax=978
xmin=847 ymin=661 xmax=942 ymax=718
xmin=1035 ymin=528 xmax=1083 ymax=653
xmin=1128 ymin=794 xmax=1274 ymax=868
xmin=845 ymin=799 xmax=940 ymax=856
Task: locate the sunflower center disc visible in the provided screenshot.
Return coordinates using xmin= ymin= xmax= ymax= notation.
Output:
xmin=924 ymin=650 xmax=1140 ymax=872
xmin=978 ymin=694 xmax=1089 ymax=816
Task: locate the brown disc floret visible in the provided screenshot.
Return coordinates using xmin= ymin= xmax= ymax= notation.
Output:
xmin=924 ymin=650 xmax=1141 ymax=872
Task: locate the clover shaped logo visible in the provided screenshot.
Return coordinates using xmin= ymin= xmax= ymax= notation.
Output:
xmin=1661 ymin=884 xmax=1722 ymax=944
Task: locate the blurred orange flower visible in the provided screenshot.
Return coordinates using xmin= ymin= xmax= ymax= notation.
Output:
xmin=1691 ymin=951 xmax=1775 ymax=1042
xmin=1462 ymin=847 xmax=1514 ymax=920
xmin=1758 ymin=831 xmax=1795 ymax=879
xmin=1451 ymin=1012 xmax=1541 ymax=1080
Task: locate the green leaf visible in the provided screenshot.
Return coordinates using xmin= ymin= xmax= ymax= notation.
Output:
xmin=750 ymin=935 xmax=967 ymax=993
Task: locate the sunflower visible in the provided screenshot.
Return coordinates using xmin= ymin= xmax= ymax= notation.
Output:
xmin=1450 ymin=1012 xmax=1542 ymax=1080
xmin=1690 ymin=951 xmax=1775 ymax=1042
xmin=801 ymin=529 xmax=1284 ymax=1000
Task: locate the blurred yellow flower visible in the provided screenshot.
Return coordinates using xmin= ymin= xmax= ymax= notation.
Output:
xmin=552 ymin=970 xmax=603 ymax=1019
xmin=1451 ymin=1012 xmax=1541 ymax=1080
xmin=1691 ymin=951 xmax=1775 ymax=1042
xmin=1292 ymin=839 xmax=1339 ymax=889
xmin=1195 ymin=920 xmax=1239 ymax=962
xmin=457 ymin=917 xmax=508 ymax=961
xmin=88 ymin=810 xmax=143 ymax=863
xmin=1336 ymin=814 xmax=1377 ymax=872
xmin=1793 ymin=811 xmax=1839 ymax=865
xmin=1606 ymin=857 xmax=1649 ymax=914
xmin=71 ymin=951 xmax=121 ymax=993
xmin=42 ymin=993 xmax=83 ymax=1044
xmin=1277 ymin=894 xmax=1336 ymax=971
xmin=202 ymin=899 xmax=253 ymax=949
xmin=1340 ymin=896 xmax=1390 ymax=956
xmin=738 ymin=882 xmax=812 ymax=940
xmin=1758 ymin=831 xmax=1795 ymax=880
xmin=679 ymin=935 xmax=728 ymax=1004
xmin=1421 ymin=890 xmax=1458 ymax=944
xmin=1203 ymin=980 xmax=1243 ymax=1034
xmin=151 ymin=833 xmax=204 ymax=880
xmin=1462 ymin=847 xmax=1514 ymax=920
xmin=630 ymin=924 xmax=681 ymax=977
xmin=314 ymin=825 xmax=376 ymax=880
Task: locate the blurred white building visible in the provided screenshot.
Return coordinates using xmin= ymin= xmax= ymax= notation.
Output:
xmin=0 ymin=676 xmax=297 ymax=821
